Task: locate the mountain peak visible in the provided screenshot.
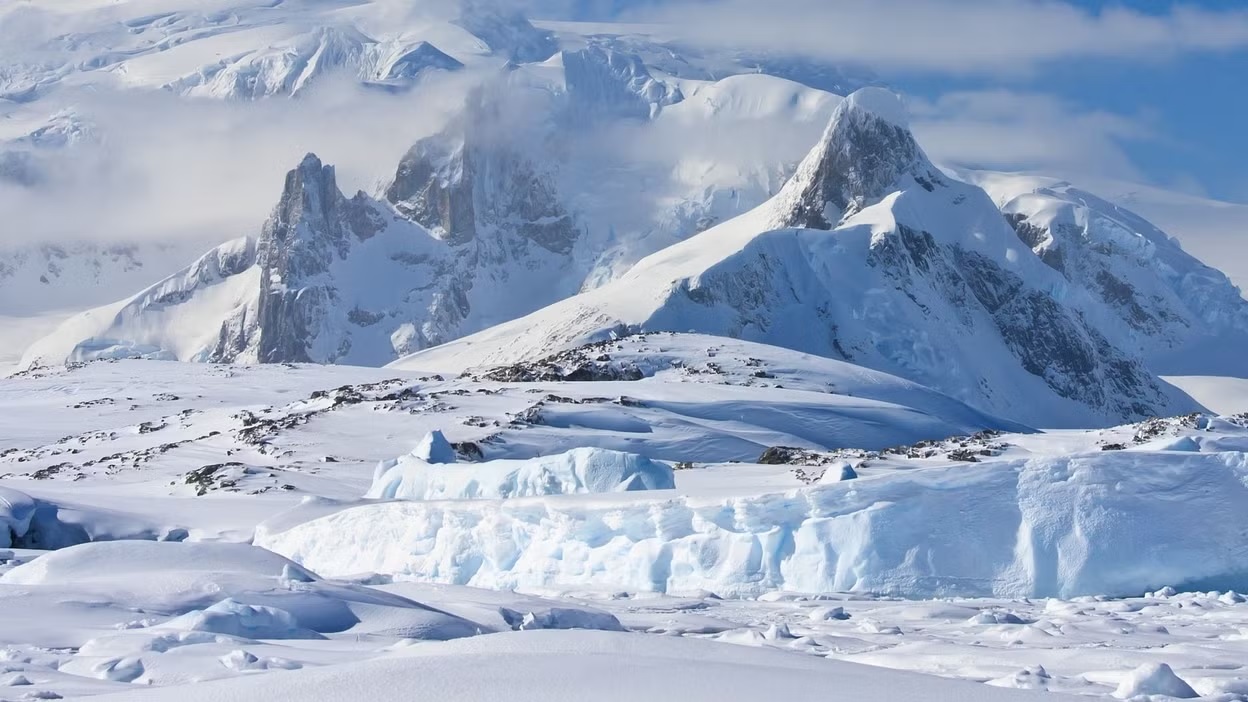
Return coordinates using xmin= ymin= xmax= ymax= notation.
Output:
xmin=841 ymin=87 xmax=909 ymax=128
xmin=295 ymin=152 xmax=328 ymax=176
xmin=768 ymin=88 xmax=940 ymax=229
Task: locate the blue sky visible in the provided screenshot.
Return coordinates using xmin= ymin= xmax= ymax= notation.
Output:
xmin=894 ymin=0 xmax=1248 ymax=202
xmin=598 ymin=0 xmax=1248 ymax=203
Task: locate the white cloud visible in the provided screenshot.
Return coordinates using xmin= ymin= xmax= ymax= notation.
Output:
xmin=908 ymin=90 xmax=1155 ymax=179
xmin=0 ymin=71 xmax=485 ymax=247
xmin=626 ymin=0 xmax=1248 ymax=74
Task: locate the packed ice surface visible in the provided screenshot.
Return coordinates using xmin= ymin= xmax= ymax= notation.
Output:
xmin=368 ymin=442 xmax=675 ymax=500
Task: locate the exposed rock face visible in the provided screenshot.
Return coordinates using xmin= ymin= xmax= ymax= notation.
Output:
xmin=211 ymin=156 xmax=381 ymax=363
xmin=385 ymin=106 xmax=579 ymax=255
xmin=382 ymin=42 xmax=463 ymax=81
xmin=766 ymin=92 xmax=1172 ymax=420
xmin=771 ymin=89 xmax=945 ymax=229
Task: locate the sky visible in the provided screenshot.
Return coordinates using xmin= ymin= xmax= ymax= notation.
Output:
xmin=896 ymin=0 xmax=1248 ymax=203
xmin=2 ymin=0 xmax=1245 ymax=252
xmin=600 ymin=0 xmax=1248 ymax=203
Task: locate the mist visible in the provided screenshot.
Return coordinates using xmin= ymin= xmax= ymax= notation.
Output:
xmin=0 ymin=70 xmax=488 ymax=249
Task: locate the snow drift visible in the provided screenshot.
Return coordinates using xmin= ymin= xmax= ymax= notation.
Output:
xmin=262 ymin=447 xmax=1248 ymax=599
xmin=367 ymin=442 xmax=675 ymax=500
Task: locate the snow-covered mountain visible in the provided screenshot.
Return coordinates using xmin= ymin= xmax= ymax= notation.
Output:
xmin=0 ymin=240 xmax=212 ymax=370
xmin=392 ymin=88 xmax=1243 ymax=427
xmin=964 ymin=170 xmax=1248 ymax=375
xmin=22 ymin=84 xmax=1244 ymax=427
xmin=10 ymin=2 xmax=1246 ymax=428
xmin=19 ymin=60 xmax=839 ymax=367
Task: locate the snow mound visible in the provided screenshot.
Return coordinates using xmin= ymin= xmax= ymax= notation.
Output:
xmin=842 ymin=87 xmax=909 ymax=128
xmin=1113 ymin=663 xmax=1197 ymax=699
xmin=159 ymin=599 xmax=324 ymax=640
xmin=367 ymin=447 xmax=675 ymax=501
xmin=0 ymin=540 xmax=314 ymax=587
xmin=265 ymin=448 xmax=1248 ymax=599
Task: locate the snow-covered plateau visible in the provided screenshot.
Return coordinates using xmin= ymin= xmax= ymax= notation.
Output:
xmin=4 ymin=0 xmax=1248 ymax=699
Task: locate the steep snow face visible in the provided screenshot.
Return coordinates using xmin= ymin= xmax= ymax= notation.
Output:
xmin=968 ymin=172 xmax=1248 ymax=376
xmin=0 ymin=240 xmax=209 ymax=367
xmin=261 ymin=439 xmax=1248 ymax=599
xmin=545 ymin=29 xmax=879 ymax=97
xmin=173 ymin=28 xmax=464 ymax=99
xmin=395 ymin=90 xmax=1195 ymax=427
xmin=2 ymin=0 xmax=520 ymax=103
xmin=367 ymin=446 xmax=675 ymax=500
xmin=20 ymin=238 xmax=260 ymax=367
xmin=452 ymin=2 xmax=558 ymax=63
xmin=560 ymin=45 xmax=683 ymax=120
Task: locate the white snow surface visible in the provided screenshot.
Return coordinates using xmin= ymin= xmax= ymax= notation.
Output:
xmin=82 ymin=628 xmax=1059 ymax=702
xmin=367 ymin=445 xmax=675 ymax=500
xmin=4 ymin=3 xmax=1248 ymax=698
xmin=0 ymin=358 xmax=1246 ymax=699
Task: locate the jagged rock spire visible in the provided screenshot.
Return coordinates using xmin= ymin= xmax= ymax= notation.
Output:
xmin=770 ymin=88 xmax=946 ymax=229
xmin=252 ymin=153 xmax=382 ymax=363
xmin=385 ymin=99 xmax=579 ymax=254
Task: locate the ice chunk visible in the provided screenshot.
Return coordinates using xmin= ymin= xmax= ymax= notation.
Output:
xmin=367 ymin=447 xmax=675 ymax=501
xmin=818 ymin=462 xmax=858 ymax=483
xmin=1113 ymin=663 xmax=1197 ymax=699
xmin=0 ymin=488 xmax=36 ymax=548
xmin=809 ymin=606 xmax=850 ymax=621
xmin=412 ymin=430 xmax=456 ymax=464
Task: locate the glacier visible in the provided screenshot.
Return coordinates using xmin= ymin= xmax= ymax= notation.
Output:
xmin=260 ymin=427 xmax=1248 ymax=600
